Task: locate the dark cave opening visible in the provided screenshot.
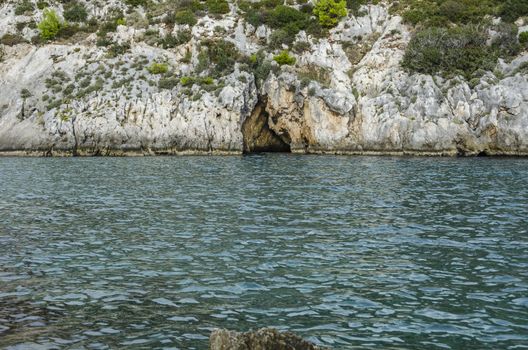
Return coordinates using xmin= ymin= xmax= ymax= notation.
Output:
xmin=242 ymin=102 xmax=291 ymax=153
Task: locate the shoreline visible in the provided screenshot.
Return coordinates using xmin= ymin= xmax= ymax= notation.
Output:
xmin=1 ymin=149 xmax=528 ymax=157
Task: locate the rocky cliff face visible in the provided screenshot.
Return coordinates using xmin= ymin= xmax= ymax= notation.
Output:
xmin=1 ymin=1 xmax=527 ymax=156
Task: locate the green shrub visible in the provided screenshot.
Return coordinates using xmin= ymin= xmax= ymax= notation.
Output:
xmin=491 ymin=22 xmax=520 ymax=58
xmin=402 ymin=25 xmax=497 ymax=79
xmin=180 ymin=76 xmax=193 ymax=86
xmin=345 ymin=0 xmax=368 ymax=15
xmin=500 ymin=0 xmax=528 ymax=22
xmin=38 ymin=9 xmax=64 ymax=41
xmin=97 ymin=15 xmax=124 ymax=38
xmin=206 ymin=0 xmax=230 ymax=14
xmin=313 ymin=0 xmax=347 ymax=28
xmin=240 ymin=1 xmax=316 ymax=40
xmin=147 ymin=62 xmax=169 ymax=74
xmin=438 ymin=0 xmax=466 ymax=22
xmin=96 ymin=37 xmax=112 ymax=46
xmin=107 ymin=43 xmax=130 ymax=57
xmin=125 ymin=0 xmax=148 ymax=7
xmin=20 ymin=88 xmax=32 ymax=99
xmin=273 ymin=50 xmax=296 ymax=65
xmin=56 ymin=23 xmax=82 ymax=39
xmin=36 ymin=1 xmax=49 ymax=9
xmin=269 ymin=5 xmax=308 ymax=29
xmin=179 ymin=76 xmax=215 ymax=87
xmin=246 ymin=50 xmax=273 ymax=87
xmin=63 ymin=2 xmax=87 ymax=22
xmin=16 ymin=21 xmax=28 ymax=31
xmin=15 ymin=1 xmax=34 ymax=16
xmin=269 ymin=28 xmax=294 ymax=49
xmin=158 ymin=30 xmax=192 ymax=48
xmin=393 ymin=0 xmax=528 ymax=27
xmin=199 ymin=39 xmax=240 ymax=77
xmin=293 ymin=40 xmax=311 ymax=53
xmin=158 ymin=77 xmax=180 ymax=89
xmin=201 ymin=76 xmax=214 ymax=85
xmin=520 ymin=31 xmax=528 ymax=45
xmin=175 ymin=10 xmax=197 ymax=26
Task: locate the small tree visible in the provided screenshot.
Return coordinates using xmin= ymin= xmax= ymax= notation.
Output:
xmin=38 ymin=9 xmax=64 ymax=40
xmin=313 ymin=0 xmax=347 ymax=28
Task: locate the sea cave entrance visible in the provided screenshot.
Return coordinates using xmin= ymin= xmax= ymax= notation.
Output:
xmin=242 ymin=102 xmax=291 ymax=153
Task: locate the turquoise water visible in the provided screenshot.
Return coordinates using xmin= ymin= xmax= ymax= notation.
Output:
xmin=0 ymin=155 xmax=527 ymax=349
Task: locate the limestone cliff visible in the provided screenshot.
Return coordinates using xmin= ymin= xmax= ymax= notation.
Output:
xmin=1 ymin=1 xmax=527 ymax=156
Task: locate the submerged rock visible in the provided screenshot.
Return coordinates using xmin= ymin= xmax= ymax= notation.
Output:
xmin=209 ymin=328 xmax=328 ymax=350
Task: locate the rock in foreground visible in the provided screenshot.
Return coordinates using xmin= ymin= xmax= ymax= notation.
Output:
xmin=210 ymin=328 xmax=328 ymax=350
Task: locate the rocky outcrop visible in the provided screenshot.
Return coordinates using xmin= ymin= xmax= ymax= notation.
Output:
xmin=209 ymin=328 xmax=328 ymax=350
xmin=1 ymin=2 xmax=527 ymax=156
xmin=0 ymin=43 xmax=258 ymax=155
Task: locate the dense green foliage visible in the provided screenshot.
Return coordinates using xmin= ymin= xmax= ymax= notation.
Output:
xmin=38 ymin=9 xmax=64 ymax=41
xmin=401 ymin=24 xmax=522 ymax=79
xmin=394 ymin=0 xmax=528 ymax=26
xmin=15 ymin=1 xmax=33 ymax=15
xmin=239 ymin=0 xmax=326 ymax=49
xmin=147 ymin=62 xmax=169 ymax=74
xmin=402 ymin=26 xmax=491 ymax=79
xmin=64 ymin=2 xmax=88 ymax=22
xmin=398 ymin=0 xmax=528 ymax=78
xmin=158 ymin=30 xmax=192 ymax=48
xmin=520 ymin=31 xmax=528 ymax=45
xmin=174 ymin=10 xmax=197 ymax=25
xmin=499 ymin=0 xmax=528 ymax=22
xmin=125 ymin=0 xmax=149 ymax=7
xmin=273 ymin=50 xmax=296 ymax=65
xmin=8 ymin=0 xmax=528 ymax=88
xmin=313 ymin=0 xmax=347 ymax=27
xmin=206 ymin=0 xmax=230 ymax=14
xmin=198 ymin=39 xmax=240 ymax=77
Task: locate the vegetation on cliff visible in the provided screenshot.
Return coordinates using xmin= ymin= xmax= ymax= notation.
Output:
xmin=1 ymin=0 xmax=527 ymax=105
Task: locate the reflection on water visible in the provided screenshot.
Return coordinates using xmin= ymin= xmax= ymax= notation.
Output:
xmin=0 ymin=155 xmax=527 ymax=349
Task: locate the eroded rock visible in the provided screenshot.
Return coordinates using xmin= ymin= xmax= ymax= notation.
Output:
xmin=209 ymin=328 xmax=328 ymax=350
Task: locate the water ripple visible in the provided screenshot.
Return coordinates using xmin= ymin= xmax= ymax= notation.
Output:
xmin=0 ymin=155 xmax=527 ymax=349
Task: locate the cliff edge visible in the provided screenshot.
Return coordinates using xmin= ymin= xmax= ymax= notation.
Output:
xmin=1 ymin=0 xmax=527 ymax=156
